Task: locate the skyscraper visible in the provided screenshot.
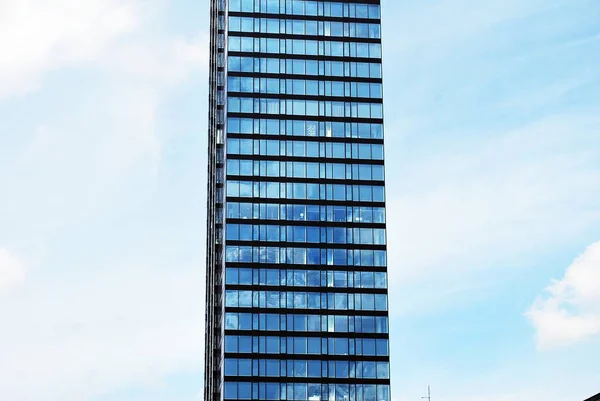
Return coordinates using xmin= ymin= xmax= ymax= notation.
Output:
xmin=205 ymin=2 xmax=391 ymax=401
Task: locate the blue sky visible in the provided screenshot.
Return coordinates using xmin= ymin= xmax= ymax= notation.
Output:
xmin=0 ymin=0 xmax=599 ymax=400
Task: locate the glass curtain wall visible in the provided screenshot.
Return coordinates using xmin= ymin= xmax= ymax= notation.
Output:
xmin=206 ymin=1 xmax=391 ymax=401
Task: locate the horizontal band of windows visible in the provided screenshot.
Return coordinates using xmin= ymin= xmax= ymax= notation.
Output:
xmin=225 ymin=307 xmax=389 ymax=316
xmin=226 ymin=139 xmax=384 ymax=159
xmin=225 ymin=285 xmax=388 ymax=294
xmin=224 ymin=377 xmax=390 ymax=384
xmin=225 ymin=334 xmax=388 ymax=355
xmin=226 ymin=267 xmax=388 ymax=288
xmin=224 ymin=383 xmax=391 ymax=401
xmin=226 ymin=176 xmax=384 ymax=186
xmin=228 ymin=91 xmax=383 ymax=103
xmin=227 ymin=36 xmax=381 ymax=55
xmin=228 ymin=51 xmax=381 ymax=63
xmin=227 ymin=176 xmax=384 ymax=188
xmin=228 ymin=16 xmax=380 ymax=39
xmin=219 ymin=326 xmax=390 ymax=341
xmin=226 ymin=219 xmax=385 ymax=228
xmin=224 ymin=363 xmax=389 ymax=380
xmin=225 ymin=262 xmax=388 ymax=273
xmin=225 ymin=358 xmax=389 ymax=377
xmin=226 ymin=170 xmax=383 ymax=185
xmin=224 ymin=353 xmax=389 ymax=362
xmin=225 ymin=290 xmax=388 ymax=311
xmin=224 ymin=330 xmax=389 ymax=340
xmin=226 ymin=151 xmax=385 ymax=163
xmin=226 ymin=202 xmax=385 ymax=223
xmin=224 ymin=311 xmax=389 ymax=333
xmin=225 ymin=158 xmax=385 ymax=178
xmin=225 ymin=354 xmax=390 ymax=362
xmin=224 ymin=244 xmax=387 ymax=266
xmin=223 ymin=192 xmax=386 ymax=203
xmin=226 ymin=240 xmax=386 ymax=250
xmin=227 ymin=154 xmax=385 ymax=164
xmin=228 ymin=41 xmax=381 ymax=59
xmin=226 ymin=182 xmax=385 ymax=202
xmin=226 ymin=118 xmax=384 ymax=140
xmin=226 ymin=197 xmax=386 ymax=207
xmin=226 ymin=75 xmax=382 ymax=98
xmin=227 ymin=57 xmax=382 ymax=79
xmin=223 ymin=382 xmax=390 ymax=401
xmin=228 ymin=0 xmax=383 ymax=15
xmin=226 ymin=174 xmax=384 ymax=185
xmin=225 ymin=202 xmax=385 ymax=223
xmin=228 ymin=12 xmax=380 ymax=24
xmin=225 ymin=223 xmax=387 ymax=245
xmin=228 ymin=32 xmax=381 ymax=45
xmin=228 ymin=112 xmax=383 ymax=124
xmin=228 ymin=71 xmax=382 ymax=83
xmin=227 ymin=98 xmax=383 ymax=119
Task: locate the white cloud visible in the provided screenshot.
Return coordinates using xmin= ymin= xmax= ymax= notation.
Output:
xmin=0 ymin=0 xmax=208 ymax=97
xmin=0 ymin=0 xmax=145 ymax=98
xmin=0 ymin=1 xmax=209 ymax=237
xmin=386 ymin=112 xmax=600 ymax=285
xmin=527 ymin=241 xmax=600 ymax=349
xmin=380 ymin=0 xmax=600 ymax=321
xmin=101 ymin=34 xmax=210 ymax=86
xmin=0 ymin=0 xmax=209 ymax=399
xmin=0 ymin=0 xmax=209 ymax=235
xmin=0 ymin=248 xmax=26 ymax=295
xmin=384 ymin=0 xmax=563 ymax=56
xmin=0 ymin=262 xmax=204 ymax=401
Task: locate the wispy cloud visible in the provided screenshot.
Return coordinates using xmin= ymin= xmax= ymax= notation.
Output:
xmin=527 ymin=241 xmax=600 ymax=349
xmin=383 ymin=0 xmax=600 ymax=397
xmin=0 ymin=262 xmax=204 ymax=400
xmin=382 ymin=0 xmax=600 ymax=296
xmin=386 ymin=0 xmax=560 ymax=53
xmin=0 ymin=2 xmax=209 ymax=238
xmin=0 ymin=0 xmax=209 ymax=400
xmin=0 ymin=248 xmax=26 ymax=295
xmin=0 ymin=0 xmax=143 ymax=98
xmin=386 ymin=112 xmax=600 ymax=286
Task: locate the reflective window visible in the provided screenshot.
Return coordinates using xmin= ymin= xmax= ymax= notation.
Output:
xmin=220 ymin=0 xmax=390 ymax=392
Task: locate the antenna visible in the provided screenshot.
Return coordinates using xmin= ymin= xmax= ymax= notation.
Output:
xmin=421 ymin=385 xmax=431 ymax=401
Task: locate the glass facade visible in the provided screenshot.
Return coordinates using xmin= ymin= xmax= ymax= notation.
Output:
xmin=205 ymin=1 xmax=390 ymax=401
